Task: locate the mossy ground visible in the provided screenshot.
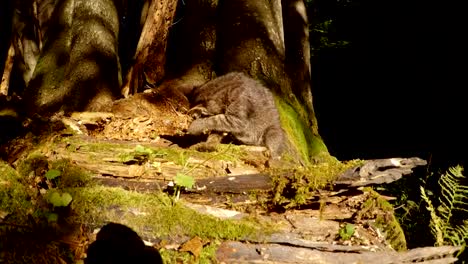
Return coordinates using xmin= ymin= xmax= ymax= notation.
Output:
xmin=357 ymin=188 xmax=407 ymax=251
xmin=1 ymin=119 xmax=405 ymax=263
xmin=0 ymin=155 xmax=270 ymax=263
xmin=268 ymin=158 xmax=363 ymax=209
xmin=64 ymin=136 xmax=254 ymax=168
xmin=70 ymin=186 xmax=262 ymax=241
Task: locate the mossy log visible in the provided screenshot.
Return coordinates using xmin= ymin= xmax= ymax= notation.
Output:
xmin=40 ymin=134 xmax=429 ymax=195
xmin=216 ymin=242 xmax=461 ymax=264
xmin=50 ymin=135 xmax=268 ymax=190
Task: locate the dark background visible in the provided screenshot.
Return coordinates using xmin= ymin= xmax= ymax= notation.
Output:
xmin=310 ymin=1 xmax=466 ymax=169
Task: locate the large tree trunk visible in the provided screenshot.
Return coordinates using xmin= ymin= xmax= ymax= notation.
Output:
xmin=23 ymin=0 xmax=121 ymax=115
xmin=216 ymin=0 xmax=287 ymax=89
xmin=164 ymin=0 xmax=219 ymax=86
xmin=283 ymin=0 xmax=317 ymax=133
xmin=165 ymin=0 xmax=328 ymax=162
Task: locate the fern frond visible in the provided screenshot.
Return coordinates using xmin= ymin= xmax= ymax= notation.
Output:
xmin=421 ymin=186 xmax=445 ymax=246
xmin=421 ymin=166 xmax=468 ymax=247
xmin=445 ymin=224 xmax=468 ymax=246
xmin=438 ymin=166 xmax=468 ymax=225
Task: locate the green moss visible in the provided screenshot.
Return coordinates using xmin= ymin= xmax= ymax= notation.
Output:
xmin=74 ymin=141 xmax=131 ymax=153
xmin=17 ymin=153 xmax=50 ymax=178
xmin=198 ymin=240 xmax=222 ymax=263
xmin=0 ymin=162 xmax=34 ymax=219
xmin=50 ymin=159 xmax=92 ymax=188
xmin=17 ymin=154 xmax=91 ymax=188
xmin=160 ymin=249 xmax=192 ymax=263
xmin=159 ymin=240 xmax=220 ymax=264
xmin=67 ymin=138 xmax=248 ymax=168
xmin=359 ymin=188 xmax=407 ymax=251
xmin=69 ymin=186 xmax=261 ymax=241
xmin=0 ymin=163 xmax=76 ymax=264
xmin=270 ymin=158 xmax=363 ymax=208
xmin=0 ymin=108 xmax=18 ymax=118
xmin=275 ymin=97 xmax=328 ymax=164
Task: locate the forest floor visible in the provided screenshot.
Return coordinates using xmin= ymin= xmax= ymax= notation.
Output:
xmin=0 ymin=91 xmax=462 ymax=263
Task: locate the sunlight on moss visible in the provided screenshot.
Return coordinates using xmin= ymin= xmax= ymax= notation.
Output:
xmin=51 ymin=159 xmax=92 ymax=188
xmin=269 ymin=158 xmax=363 ymax=208
xmin=275 ymin=97 xmax=328 ymax=164
xmin=160 ymin=240 xmax=220 ymax=264
xmin=69 ymin=186 xmax=261 ymax=240
xmin=69 ymin=138 xmax=249 ymax=168
xmin=359 ymin=188 xmax=407 ymax=251
xmin=0 ymin=162 xmax=34 ymax=221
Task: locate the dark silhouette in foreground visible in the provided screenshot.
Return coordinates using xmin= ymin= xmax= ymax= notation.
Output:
xmin=85 ymin=222 xmax=163 ymax=264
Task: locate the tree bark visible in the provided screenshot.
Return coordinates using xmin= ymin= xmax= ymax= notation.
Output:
xmin=120 ymin=0 xmax=179 ymax=97
xmin=283 ymin=0 xmax=317 ymax=133
xmin=0 ymin=43 xmax=15 ymax=96
xmin=158 ymin=0 xmax=328 ymax=162
xmin=4 ymin=0 xmax=329 ymax=162
xmin=214 ymin=0 xmax=327 ymax=161
xmin=23 ymin=0 xmax=121 ymax=115
xmin=216 ymin=0 xmax=287 ymax=89
xmin=164 ymin=0 xmax=219 ymax=86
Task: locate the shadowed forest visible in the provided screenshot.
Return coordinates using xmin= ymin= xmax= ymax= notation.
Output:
xmin=0 ymin=0 xmax=467 ymax=263
xmin=1 ymin=1 xmax=466 ymax=168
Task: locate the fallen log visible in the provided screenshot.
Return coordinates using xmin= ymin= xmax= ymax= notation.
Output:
xmin=216 ymin=241 xmax=461 ymax=264
xmin=335 ymin=157 xmax=427 ymax=187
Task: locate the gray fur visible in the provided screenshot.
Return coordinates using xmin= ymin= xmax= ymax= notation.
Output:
xmin=187 ymin=72 xmax=285 ymax=158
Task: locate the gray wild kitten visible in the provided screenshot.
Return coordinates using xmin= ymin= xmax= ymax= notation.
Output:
xmin=186 ymin=72 xmax=285 ymax=158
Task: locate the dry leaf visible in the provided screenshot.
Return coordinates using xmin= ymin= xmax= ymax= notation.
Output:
xmin=179 ymin=236 xmax=205 ymax=258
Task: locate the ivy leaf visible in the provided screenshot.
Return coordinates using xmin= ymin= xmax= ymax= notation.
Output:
xmin=47 ymin=190 xmax=73 ymax=207
xmin=45 ymin=169 xmax=62 ymax=180
xmin=338 ymin=223 xmax=355 ymax=240
xmin=175 ymin=173 xmax=195 ymax=189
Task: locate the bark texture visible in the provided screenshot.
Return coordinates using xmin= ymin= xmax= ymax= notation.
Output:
xmin=23 ymin=0 xmax=121 ymax=114
xmin=121 ymin=0 xmax=178 ymax=97
xmin=165 ymin=0 xmax=219 ymax=85
xmin=283 ymin=0 xmax=317 ymax=132
xmin=216 ymin=0 xmax=287 ymax=90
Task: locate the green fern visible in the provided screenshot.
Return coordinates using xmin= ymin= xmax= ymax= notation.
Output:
xmin=421 ymin=165 xmax=468 ymax=247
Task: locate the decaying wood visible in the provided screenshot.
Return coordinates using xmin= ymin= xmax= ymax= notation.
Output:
xmin=194 ymin=174 xmax=272 ymax=193
xmin=51 ymin=135 xmax=263 ymax=183
xmin=93 ymin=169 xmax=270 ymax=194
xmin=216 ymin=241 xmax=461 ymax=264
xmin=335 ymin=157 xmax=427 ymax=187
xmin=121 ymin=0 xmax=178 ymax=97
xmin=0 ymin=42 xmax=15 ymax=96
xmin=57 ymin=134 xmax=428 ymax=195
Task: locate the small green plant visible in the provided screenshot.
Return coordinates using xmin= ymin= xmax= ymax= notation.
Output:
xmin=46 ymin=190 xmax=73 ymax=207
xmin=44 ymin=173 xmax=73 ymax=223
xmin=421 ymin=165 xmax=468 ymax=249
xmin=173 ymin=173 xmax=195 ymax=200
xmin=45 ymin=169 xmax=61 ymax=180
xmin=169 ymin=144 xmax=238 ymax=201
xmin=338 ymin=223 xmax=355 ymax=240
